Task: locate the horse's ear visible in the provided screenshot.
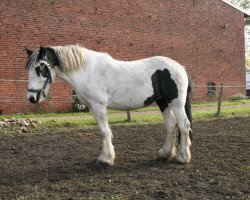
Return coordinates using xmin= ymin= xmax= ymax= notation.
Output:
xmin=38 ymin=46 xmax=46 ymax=60
xmin=25 ymin=47 xmax=33 ymax=57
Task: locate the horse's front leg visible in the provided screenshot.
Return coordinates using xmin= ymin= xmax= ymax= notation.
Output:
xmin=90 ymin=103 xmax=115 ymax=166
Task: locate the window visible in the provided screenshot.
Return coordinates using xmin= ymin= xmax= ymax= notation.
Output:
xmin=207 ymin=82 xmax=216 ymax=97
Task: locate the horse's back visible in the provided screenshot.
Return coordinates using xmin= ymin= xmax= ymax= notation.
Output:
xmin=101 ymin=55 xmax=188 ymax=110
xmin=139 ymin=56 xmax=189 ymax=88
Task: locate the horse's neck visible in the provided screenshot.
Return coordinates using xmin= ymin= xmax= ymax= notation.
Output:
xmin=54 ymin=48 xmax=112 ymax=88
xmin=55 ymin=66 xmax=86 ymax=90
xmin=56 ymin=69 xmax=72 ymax=85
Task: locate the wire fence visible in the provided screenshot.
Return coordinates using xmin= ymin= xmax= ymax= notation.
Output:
xmin=0 ymin=79 xmax=28 ymax=82
xmin=191 ymin=84 xmax=246 ymax=101
xmin=0 ymin=78 xmax=248 ymax=115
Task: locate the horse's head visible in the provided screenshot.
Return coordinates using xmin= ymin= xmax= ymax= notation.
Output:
xmin=25 ymin=46 xmax=57 ymax=103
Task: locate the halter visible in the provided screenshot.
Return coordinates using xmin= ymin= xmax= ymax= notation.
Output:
xmin=27 ymin=61 xmax=52 ymax=98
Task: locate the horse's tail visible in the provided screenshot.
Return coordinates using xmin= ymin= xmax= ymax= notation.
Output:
xmin=185 ymin=80 xmax=193 ymax=141
xmin=177 ymin=80 xmax=193 ymax=143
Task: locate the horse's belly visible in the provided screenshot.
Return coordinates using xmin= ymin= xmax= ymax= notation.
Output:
xmin=107 ymin=84 xmax=153 ymax=110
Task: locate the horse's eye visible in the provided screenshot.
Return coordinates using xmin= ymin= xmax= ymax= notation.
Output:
xmin=41 ymin=66 xmax=49 ymax=77
xmin=35 ymin=67 xmax=41 ymax=76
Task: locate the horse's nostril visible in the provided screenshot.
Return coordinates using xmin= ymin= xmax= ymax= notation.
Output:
xmin=29 ymin=96 xmax=36 ymax=103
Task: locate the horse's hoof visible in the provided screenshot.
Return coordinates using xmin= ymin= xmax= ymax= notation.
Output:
xmin=173 ymin=154 xmax=191 ymax=164
xmin=158 ymin=149 xmax=167 ymax=158
xmin=158 ymin=149 xmax=175 ymax=160
xmin=96 ymin=158 xmax=114 ymax=167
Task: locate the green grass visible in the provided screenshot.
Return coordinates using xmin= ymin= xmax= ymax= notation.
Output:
xmin=39 ymin=105 xmax=250 ymax=131
xmin=1 ymin=99 xmax=249 ymax=120
xmin=193 ymin=106 xmax=250 ymax=120
xmin=1 ymin=99 xmax=250 ymax=137
xmin=192 ymin=99 xmax=250 ymax=108
xmin=240 ymin=166 xmax=250 ymax=171
xmin=0 ymin=111 xmax=91 ymax=120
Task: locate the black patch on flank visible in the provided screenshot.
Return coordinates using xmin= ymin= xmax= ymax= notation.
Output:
xmin=144 ymin=69 xmax=178 ymax=112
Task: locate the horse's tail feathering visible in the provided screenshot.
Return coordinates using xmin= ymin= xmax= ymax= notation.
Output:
xmin=185 ymin=81 xmax=193 ymax=141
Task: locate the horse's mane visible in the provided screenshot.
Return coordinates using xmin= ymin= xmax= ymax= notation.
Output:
xmin=25 ymin=51 xmax=39 ymax=70
xmin=52 ymin=45 xmax=85 ymax=73
xmin=25 ymin=45 xmax=85 ymax=73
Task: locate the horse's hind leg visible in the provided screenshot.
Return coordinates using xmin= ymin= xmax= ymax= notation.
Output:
xmin=171 ymin=102 xmax=192 ymax=163
xmin=158 ymin=106 xmax=177 ymax=159
xmin=90 ymin=103 xmax=115 ymax=166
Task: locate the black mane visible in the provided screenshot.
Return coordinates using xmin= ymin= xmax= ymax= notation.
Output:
xmin=25 ymin=47 xmax=59 ymax=70
xmin=45 ymin=47 xmax=60 ymax=67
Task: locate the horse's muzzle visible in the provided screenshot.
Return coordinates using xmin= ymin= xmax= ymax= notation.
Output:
xmin=28 ymin=92 xmax=41 ymax=103
xmin=29 ymin=96 xmax=37 ymax=103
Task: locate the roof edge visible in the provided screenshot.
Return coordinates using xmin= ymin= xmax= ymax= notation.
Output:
xmin=221 ymin=0 xmax=250 ymax=16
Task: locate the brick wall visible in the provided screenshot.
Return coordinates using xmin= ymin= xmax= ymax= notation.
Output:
xmin=0 ymin=0 xmax=246 ymax=114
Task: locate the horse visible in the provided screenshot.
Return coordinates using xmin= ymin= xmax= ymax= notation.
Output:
xmin=25 ymin=45 xmax=192 ymax=166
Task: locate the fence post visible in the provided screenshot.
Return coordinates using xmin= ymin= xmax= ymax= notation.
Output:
xmin=216 ymin=83 xmax=224 ymax=116
xmin=127 ymin=111 xmax=132 ymax=122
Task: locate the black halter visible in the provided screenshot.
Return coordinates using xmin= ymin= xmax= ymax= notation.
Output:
xmin=27 ymin=62 xmax=52 ymax=98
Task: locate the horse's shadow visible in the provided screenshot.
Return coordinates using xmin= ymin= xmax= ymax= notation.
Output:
xmin=0 ymin=157 xmax=175 ymax=186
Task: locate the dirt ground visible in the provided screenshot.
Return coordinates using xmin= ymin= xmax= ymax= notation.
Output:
xmin=0 ymin=117 xmax=249 ymax=200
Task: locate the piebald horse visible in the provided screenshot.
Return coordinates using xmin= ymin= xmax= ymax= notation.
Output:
xmin=25 ymin=45 xmax=192 ymax=165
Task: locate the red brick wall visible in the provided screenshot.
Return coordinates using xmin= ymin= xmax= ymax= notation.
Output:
xmin=0 ymin=0 xmax=246 ymax=114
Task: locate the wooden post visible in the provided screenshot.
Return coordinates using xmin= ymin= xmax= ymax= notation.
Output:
xmin=127 ymin=111 xmax=132 ymax=122
xmin=216 ymin=83 xmax=224 ymax=116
